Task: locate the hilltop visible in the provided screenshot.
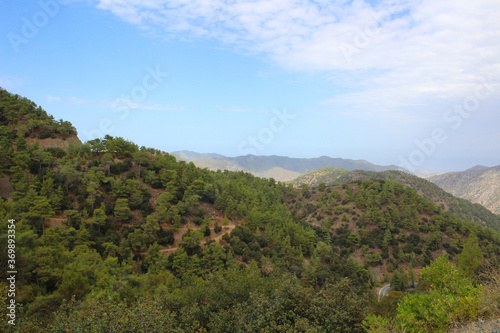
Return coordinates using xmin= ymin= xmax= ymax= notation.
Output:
xmin=0 ymin=89 xmax=79 ymax=150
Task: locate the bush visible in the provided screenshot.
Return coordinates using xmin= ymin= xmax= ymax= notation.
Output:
xmin=109 ymin=159 xmax=132 ymax=175
xmin=87 ymin=160 xmax=100 ymax=168
xmin=231 ymin=225 xmax=255 ymax=244
xmin=158 ymin=228 xmax=174 ymax=245
xmin=230 ymin=237 xmax=247 ymax=256
xmin=256 ymin=236 xmax=268 ymax=248
xmin=44 ymin=147 xmax=66 ymax=158
xmin=140 ymin=201 xmax=153 ymax=217
xmin=193 ymin=217 xmax=203 ymax=226
xmin=38 ymin=129 xmax=53 ymax=139
xmin=365 ymin=252 xmax=383 ymax=266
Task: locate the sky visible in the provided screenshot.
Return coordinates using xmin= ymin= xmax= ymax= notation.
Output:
xmin=1 ymin=0 xmax=499 ymax=173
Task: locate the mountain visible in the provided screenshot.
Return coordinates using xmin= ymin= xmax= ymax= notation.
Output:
xmin=0 ymin=89 xmax=380 ymax=329
xmin=1 ymin=88 xmax=499 ymax=331
xmin=285 ymin=178 xmax=500 ymax=281
xmin=413 ymin=169 xmax=442 ymax=178
xmin=291 ymin=166 xmax=350 ymax=186
xmin=172 ymin=150 xmax=406 ymax=182
xmin=291 ymin=168 xmax=500 ymax=232
xmin=172 ymin=150 xmax=226 ymax=162
xmin=230 ymin=155 xmax=404 ymax=173
xmin=254 ymin=166 xmax=301 ymax=182
xmin=466 ymin=165 xmax=490 ymax=172
xmin=428 ymin=165 xmax=500 ymax=215
xmin=189 ymin=157 xmax=245 ymax=172
xmin=181 ymin=155 xmax=302 ymax=181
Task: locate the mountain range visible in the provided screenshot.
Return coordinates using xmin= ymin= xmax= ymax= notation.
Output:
xmin=173 ymin=150 xmax=500 ymax=226
xmin=2 ymin=88 xmax=500 ymax=331
xmin=172 ymin=150 xmax=405 ymax=181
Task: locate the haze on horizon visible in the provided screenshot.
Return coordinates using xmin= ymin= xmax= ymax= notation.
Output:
xmin=1 ymin=0 xmax=499 ymax=173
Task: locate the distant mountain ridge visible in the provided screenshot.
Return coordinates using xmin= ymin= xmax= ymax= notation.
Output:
xmin=428 ymin=165 xmax=500 ymax=215
xmin=465 ymin=165 xmax=490 ymax=172
xmin=172 ymin=150 xmax=405 ymax=181
xmin=172 ymin=150 xmax=226 ymax=162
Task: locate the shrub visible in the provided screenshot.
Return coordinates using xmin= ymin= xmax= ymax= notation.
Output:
xmin=398 ymin=256 xmax=483 ymax=332
xmin=158 ymin=229 xmax=174 ymax=245
xmin=193 ymin=217 xmax=203 ymax=226
xmin=38 ymin=129 xmax=53 ymax=139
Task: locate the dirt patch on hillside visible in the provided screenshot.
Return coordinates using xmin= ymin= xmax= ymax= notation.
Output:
xmin=448 ymin=319 xmax=500 ymax=332
xmin=46 ymin=215 xmax=67 ymax=228
xmin=0 ymin=175 xmax=14 ymax=199
xmin=25 ymin=134 xmax=80 ymax=149
xmin=159 ymin=225 xmax=236 ymax=255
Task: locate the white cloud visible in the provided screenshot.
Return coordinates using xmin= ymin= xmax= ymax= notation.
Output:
xmin=109 ymin=99 xmax=185 ymax=112
xmin=0 ymin=75 xmax=25 ymax=89
xmin=46 ymin=95 xmax=62 ymax=102
xmin=69 ymin=96 xmax=90 ymax=105
xmin=58 ymin=95 xmax=184 ymax=112
xmin=216 ymin=105 xmax=268 ymax=113
xmin=92 ymin=0 xmax=500 ymax=120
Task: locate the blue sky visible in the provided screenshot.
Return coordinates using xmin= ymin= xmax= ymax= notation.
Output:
xmin=1 ymin=0 xmax=499 ymax=173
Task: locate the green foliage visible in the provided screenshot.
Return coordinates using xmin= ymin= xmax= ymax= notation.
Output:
xmin=299 ymin=167 xmax=500 ymax=232
xmin=317 ymin=181 xmax=326 ymax=191
xmin=390 ymin=268 xmax=408 ymax=292
xmin=366 ymin=252 xmax=383 ymax=266
xmin=398 ymin=256 xmax=483 ymax=332
xmin=43 ymin=294 xmax=180 ymax=333
xmin=291 ymin=177 xmax=500 ymax=275
xmin=457 ymin=233 xmax=484 ymax=276
xmin=29 ymin=196 xmax=55 ymax=234
xmin=2 ymin=89 xmax=500 ymax=332
xmin=367 ymin=255 xmax=485 ymax=333
xmin=114 ymin=198 xmax=131 ymax=221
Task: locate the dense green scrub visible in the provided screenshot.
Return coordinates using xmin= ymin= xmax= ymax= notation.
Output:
xmin=1 ymin=88 xmax=499 ymax=332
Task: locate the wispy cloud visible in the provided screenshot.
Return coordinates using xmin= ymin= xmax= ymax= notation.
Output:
xmin=69 ymin=96 xmax=91 ymax=105
xmin=0 ymin=75 xmax=25 ymax=89
xmin=92 ymin=0 xmax=500 ymax=120
xmin=47 ymin=95 xmax=184 ymax=112
xmin=216 ymin=105 xmax=267 ymax=113
xmin=46 ymin=95 xmax=62 ymax=102
xmin=110 ymin=99 xmax=185 ymax=112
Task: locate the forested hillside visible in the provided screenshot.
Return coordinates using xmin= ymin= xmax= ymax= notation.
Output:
xmin=0 ymin=89 xmax=373 ymax=332
xmin=1 ymin=89 xmax=499 ymax=332
xmin=287 ymin=180 xmax=500 ymax=280
xmin=292 ymin=168 xmax=500 ymax=232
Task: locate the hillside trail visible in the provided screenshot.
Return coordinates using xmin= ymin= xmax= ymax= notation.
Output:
xmin=159 ymin=224 xmax=236 ymax=255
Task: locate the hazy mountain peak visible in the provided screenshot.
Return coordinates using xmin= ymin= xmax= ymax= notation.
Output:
xmin=466 ymin=165 xmax=490 ymax=172
xmin=172 ymin=150 xmax=226 ymax=162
